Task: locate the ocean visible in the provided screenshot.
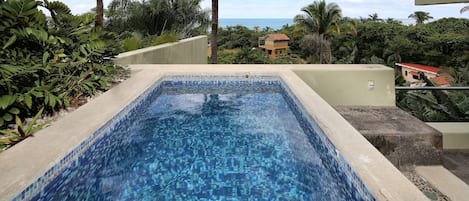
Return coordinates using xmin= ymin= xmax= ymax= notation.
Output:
xmin=218 ymin=18 xmax=414 ymax=30
xmin=219 ymin=18 xmax=294 ymax=30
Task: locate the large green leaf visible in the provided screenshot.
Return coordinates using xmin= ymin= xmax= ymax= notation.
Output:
xmin=42 ymin=52 xmax=50 ymax=65
xmin=2 ymin=35 xmax=17 ymax=49
xmin=2 ymin=113 xmax=13 ymax=122
xmin=25 ymin=108 xmax=45 ymax=135
xmin=0 ymin=130 xmax=19 ymax=139
xmin=24 ymin=95 xmax=33 ymax=109
xmin=8 ymin=107 xmax=20 ymax=115
xmin=0 ymin=95 xmax=16 ymax=109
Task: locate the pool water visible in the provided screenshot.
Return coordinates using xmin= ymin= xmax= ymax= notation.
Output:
xmin=29 ymin=79 xmax=373 ymax=201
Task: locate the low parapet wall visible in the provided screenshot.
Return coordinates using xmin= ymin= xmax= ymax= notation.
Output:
xmin=427 ymin=122 xmax=469 ymax=149
xmin=291 ymin=64 xmax=396 ymax=106
xmin=113 ymin=35 xmax=208 ymax=65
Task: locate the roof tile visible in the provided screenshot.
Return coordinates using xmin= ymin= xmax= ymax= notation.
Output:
xmin=266 ymin=34 xmax=290 ymax=41
xmin=397 ymin=63 xmax=441 ymax=74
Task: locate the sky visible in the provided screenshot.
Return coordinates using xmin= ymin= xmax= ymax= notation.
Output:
xmin=62 ymin=0 xmax=468 ymax=20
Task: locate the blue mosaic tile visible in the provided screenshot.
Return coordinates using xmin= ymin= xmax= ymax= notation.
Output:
xmin=14 ymin=75 xmax=375 ymax=201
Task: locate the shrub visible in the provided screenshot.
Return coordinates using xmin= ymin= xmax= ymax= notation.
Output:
xmin=152 ymin=33 xmax=178 ymax=46
xmin=0 ymin=0 xmax=129 ymax=148
xmin=122 ymin=36 xmax=142 ymax=51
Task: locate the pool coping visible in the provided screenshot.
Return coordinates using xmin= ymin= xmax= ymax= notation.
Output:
xmin=0 ymin=65 xmax=428 ymax=201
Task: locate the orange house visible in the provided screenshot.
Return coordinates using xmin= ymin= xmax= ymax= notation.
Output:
xmin=396 ymin=63 xmax=451 ymax=86
xmin=259 ymin=34 xmax=289 ymax=60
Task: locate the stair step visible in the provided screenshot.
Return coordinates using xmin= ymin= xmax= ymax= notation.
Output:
xmin=416 ymin=166 xmax=469 ymax=201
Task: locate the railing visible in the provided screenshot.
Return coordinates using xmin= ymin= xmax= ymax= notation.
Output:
xmin=395 ymin=86 xmax=469 ymax=91
xmin=395 ymin=86 xmax=469 ymax=149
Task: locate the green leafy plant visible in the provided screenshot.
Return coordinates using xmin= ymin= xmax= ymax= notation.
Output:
xmin=107 ymin=0 xmax=209 ymax=37
xmin=0 ymin=0 xmax=129 ymax=148
xmin=0 ymin=108 xmax=48 ymax=148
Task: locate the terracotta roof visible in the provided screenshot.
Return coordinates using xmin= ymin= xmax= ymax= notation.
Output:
xmin=396 ymin=63 xmax=441 ymax=74
xmin=265 ymin=34 xmax=290 ymax=41
xmin=430 ymin=76 xmax=451 ymax=86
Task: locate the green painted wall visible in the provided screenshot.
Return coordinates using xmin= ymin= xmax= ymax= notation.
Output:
xmin=113 ymin=36 xmax=207 ymax=65
xmin=293 ymin=65 xmax=396 ymax=106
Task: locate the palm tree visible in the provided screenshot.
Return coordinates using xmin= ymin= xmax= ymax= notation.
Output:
xmin=253 ymin=26 xmax=260 ymax=32
xmin=211 ymin=0 xmax=218 ymax=64
xmin=368 ymin=13 xmax=383 ymax=22
xmin=408 ymin=11 xmax=433 ymax=25
xmin=96 ymin=0 xmax=104 ymax=27
xmin=294 ymin=0 xmax=342 ymax=64
xmin=294 ymin=0 xmax=341 ymax=38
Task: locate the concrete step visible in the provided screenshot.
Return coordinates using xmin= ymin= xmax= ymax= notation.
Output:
xmin=335 ymin=106 xmax=443 ymax=169
xmin=416 ymin=166 xmax=469 ymax=201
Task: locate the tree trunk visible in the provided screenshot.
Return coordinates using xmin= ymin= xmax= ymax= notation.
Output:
xmin=211 ymin=0 xmax=218 ymax=64
xmin=96 ymin=0 xmax=104 ymax=27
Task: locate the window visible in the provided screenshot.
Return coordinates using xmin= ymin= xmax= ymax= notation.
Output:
xmin=412 ymin=75 xmax=420 ymax=80
xmin=268 ymin=50 xmax=272 ymax=55
xmin=405 ymin=71 xmax=408 ymax=76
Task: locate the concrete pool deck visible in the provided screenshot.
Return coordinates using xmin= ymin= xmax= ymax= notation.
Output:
xmin=0 ymin=65 xmax=428 ymax=201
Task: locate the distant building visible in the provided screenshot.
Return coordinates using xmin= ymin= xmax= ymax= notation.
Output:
xmin=259 ymin=34 xmax=289 ymax=60
xmin=396 ymin=63 xmax=451 ymax=86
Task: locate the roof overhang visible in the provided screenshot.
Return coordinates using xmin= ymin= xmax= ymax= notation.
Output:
xmin=415 ymin=0 xmax=469 ymax=5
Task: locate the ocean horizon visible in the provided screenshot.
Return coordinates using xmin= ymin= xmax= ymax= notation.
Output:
xmin=219 ymin=18 xmax=415 ymax=30
xmin=219 ymin=18 xmax=294 ymax=30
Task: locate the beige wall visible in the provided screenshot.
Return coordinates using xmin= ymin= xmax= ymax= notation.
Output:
xmin=113 ymin=36 xmax=207 ymax=66
xmin=427 ymin=122 xmax=469 ymax=149
xmin=292 ymin=65 xmax=396 ymax=106
xmin=264 ymin=41 xmax=288 ymax=49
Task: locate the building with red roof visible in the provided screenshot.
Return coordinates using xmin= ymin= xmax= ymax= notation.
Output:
xmin=259 ymin=34 xmax=290 ymax=60
xmin=395 ymin=63 xmax=451 ymax=86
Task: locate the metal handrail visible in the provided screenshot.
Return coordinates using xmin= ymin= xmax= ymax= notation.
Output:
xmin=395 ymin=86 xmax=469 ymax=90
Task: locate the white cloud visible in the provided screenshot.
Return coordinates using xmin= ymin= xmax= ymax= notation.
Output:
xmin=60 ymin=0 xmax=467 ymax=19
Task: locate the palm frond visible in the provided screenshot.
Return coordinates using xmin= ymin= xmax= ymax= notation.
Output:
xmin=461 ymin=6 xmax=469 ymax=14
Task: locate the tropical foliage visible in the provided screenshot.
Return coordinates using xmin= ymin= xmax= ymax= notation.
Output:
xmin=0 ymin=0 xmax=129 ymax=148
xmin=213 ymin=0 xmax=469 ymax=121
xmin=121 ymin=33 xmax=178 ymax=52
xmin=294 ymin=0 xmax=342 ymax=63
xmin=106 ymin=0 xmax=210 ymax=38
xmin=397 ymin=72 xmax=469 ymax=122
